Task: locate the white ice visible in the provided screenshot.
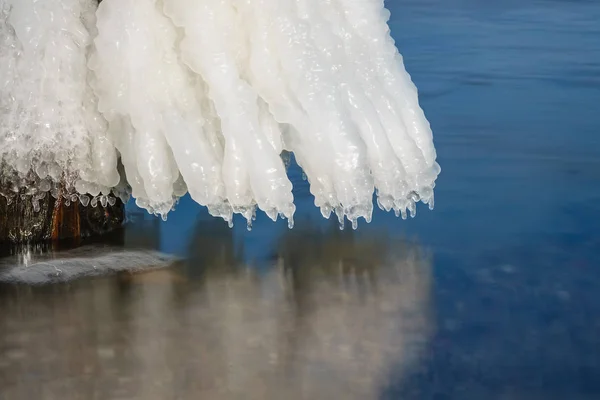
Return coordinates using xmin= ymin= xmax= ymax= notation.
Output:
xmin=0 ymin=0 xmax=440 ymax=229
xmin=0 ymin=0 xmax=122 ymax=210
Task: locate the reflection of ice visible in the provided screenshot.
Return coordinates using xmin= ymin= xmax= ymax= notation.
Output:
xmin=0 ymin=222 xmax=432 ymax=399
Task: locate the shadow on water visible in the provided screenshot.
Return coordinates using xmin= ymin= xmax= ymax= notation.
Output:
xmin=0 ymin=214 xmax=433 ymax=400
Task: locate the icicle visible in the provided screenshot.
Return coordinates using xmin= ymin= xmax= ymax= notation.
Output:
xmin=1 ymin=0 xmax=440 ymax=227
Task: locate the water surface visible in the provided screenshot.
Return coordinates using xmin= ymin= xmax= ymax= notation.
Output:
xmin=1 ymin=1 xmax=599 ymax=399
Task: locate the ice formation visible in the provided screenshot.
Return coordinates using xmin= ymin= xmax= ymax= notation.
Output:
xmin=0 ymin=0 xmax=127 ymax=211
xmin=0 ymin=0 xmax=440 ymax=229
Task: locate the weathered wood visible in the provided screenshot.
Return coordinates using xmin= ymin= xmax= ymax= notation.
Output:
xmin=0 ymin=191 xmax=124 ymax=244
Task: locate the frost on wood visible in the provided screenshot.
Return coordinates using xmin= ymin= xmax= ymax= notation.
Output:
xmin=0 ymin=0 xmax=440 ymax=230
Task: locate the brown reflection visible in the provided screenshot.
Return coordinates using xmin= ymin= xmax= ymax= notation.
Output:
xmin=0 ymin=219 xmax=432 ymax=400
xmin=185 ymin=216 xmax=244 ymax=280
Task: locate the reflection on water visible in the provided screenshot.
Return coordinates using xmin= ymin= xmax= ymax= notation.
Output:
xmin=0 ymin=219 xmax=432 ymax=400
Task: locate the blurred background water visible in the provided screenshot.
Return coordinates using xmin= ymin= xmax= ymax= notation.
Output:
xmin=1 ymin=0 xmax=599 ymax=399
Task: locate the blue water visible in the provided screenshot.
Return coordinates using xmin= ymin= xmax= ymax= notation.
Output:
xmin=124 ymin=1 xmax=600 ymax=398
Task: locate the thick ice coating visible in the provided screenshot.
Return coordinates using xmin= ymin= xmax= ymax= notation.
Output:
xmin=0 ymin=0 xmax=125 ymax=210
xmin=0 ymin=0 xmax=440 ymax=229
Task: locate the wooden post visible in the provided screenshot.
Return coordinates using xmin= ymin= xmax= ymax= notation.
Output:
xmin=0 ymin=192 xmax=124 ymax=244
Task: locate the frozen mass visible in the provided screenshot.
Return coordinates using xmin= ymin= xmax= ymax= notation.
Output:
xmin=0 ymin=0 xmax=440 ymax=229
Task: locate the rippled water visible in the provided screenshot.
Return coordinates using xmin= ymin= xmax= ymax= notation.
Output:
xmin=1 ymin=1 xmax=599 ymax=399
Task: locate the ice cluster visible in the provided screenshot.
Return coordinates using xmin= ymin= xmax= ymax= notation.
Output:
xmin=0 ymin=0 xmax=440 ymax=229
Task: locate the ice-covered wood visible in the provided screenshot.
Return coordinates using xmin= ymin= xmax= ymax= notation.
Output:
xmin=1 ymin=0 xmax=440 ymax=231
xmin=0 ymin=189 xmax=124 ymax=244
